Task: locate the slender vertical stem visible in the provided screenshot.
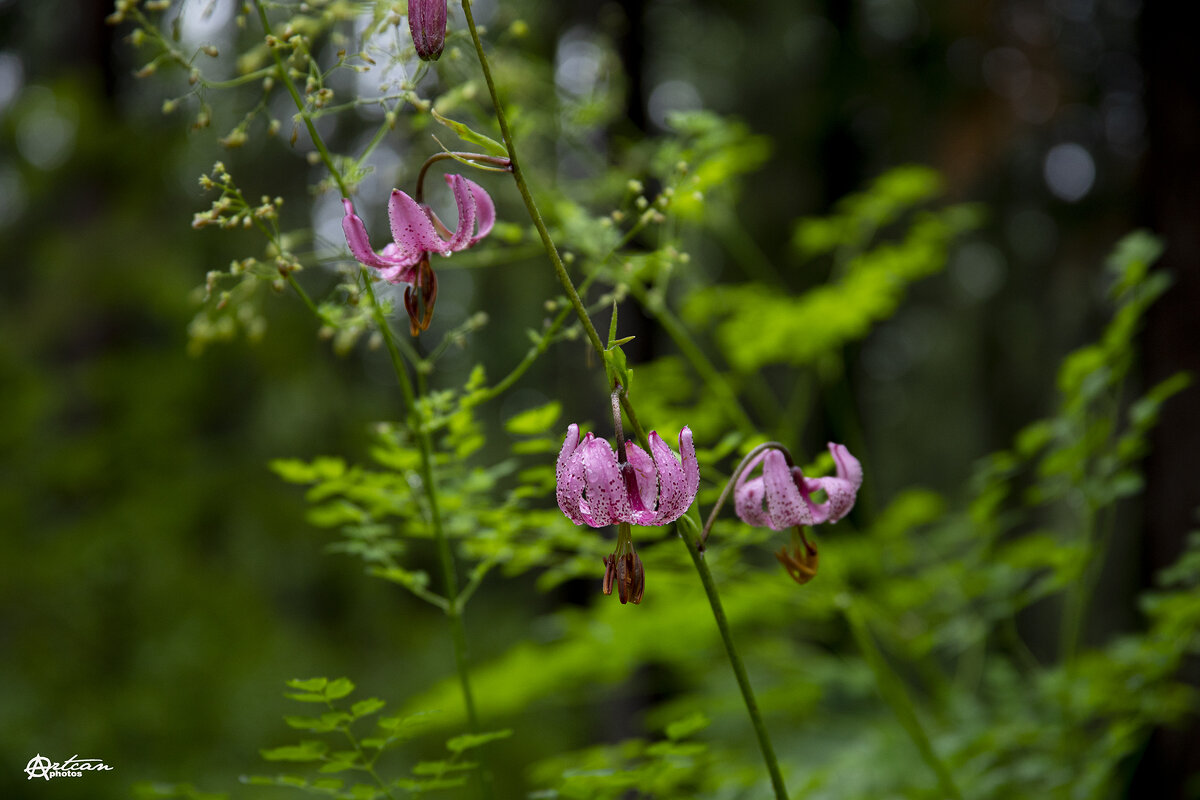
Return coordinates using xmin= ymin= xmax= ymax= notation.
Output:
xmin=677 ymin=518 xmax=789 ymax=799
xmin=457 ymin=0 xmax=649 ymax=448
xmin=362 ymin=275 xmax=480 ymax=731
xmin=253 ymin=0 xmax=350 ymax=198
xmin=462 ymin=8 xmax=787 ymax=794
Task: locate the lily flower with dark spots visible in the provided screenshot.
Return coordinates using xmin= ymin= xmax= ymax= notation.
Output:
xmin=341 ymin=174 xmax=494 ymax=334
xmin=556 ymin=423 xmax=699 ymax=528
xmin=734 ymin=443 xmax=861 ymax=529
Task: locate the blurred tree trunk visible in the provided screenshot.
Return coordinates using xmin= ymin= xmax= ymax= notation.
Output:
xmin=1132 ymin=3 xmax=1200 ymax=796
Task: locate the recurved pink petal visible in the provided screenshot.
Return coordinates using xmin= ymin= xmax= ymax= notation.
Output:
xmin=624 ymin=443 xmax=658 ymax=515
xmin=801 ymin=443 xmax=862 ymax=523
xmin=645 ymin=429 xmax=697 ymax=525
xmin=577 ymin=433 xmax=631 ymax=526
xmin=556 ymin=425 xmax=586 ymax=525
xmin=441 ymin=174 xmax=478 ymax=252
xmin=762 ymin=449 xmax=814 ymax=529
xmin=388 ymin=189 xmax=446 ymax=259
xmin=342 ymin=199 xmax=408 ymax=270
xmin=735 ymin=475 xmax=770 ymax=528
xmin=830 ymin=443 xmax=863 ymax=489
xmin=679 ymin=426 xmax=700 ymax=504
xmin=462 ymin=176 xmax=495 ymax=245
xmin=734 ymin=450 xmax=770 ymax=527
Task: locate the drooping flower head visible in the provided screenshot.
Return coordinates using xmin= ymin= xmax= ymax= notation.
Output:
xmin=734 ymin=443 xmax=861 ymax=530
xmin=556 ymin=423 xmax=699 ymax=529
xmin=732 ymin=442 xmax=861 ymax=586
xmin=408 ymin=0 xmax=447 ymax=61
xmin=556 ymin=413 xmax=700 ymax=605
xmin=341 ymin=174 xmax=494 ymax=334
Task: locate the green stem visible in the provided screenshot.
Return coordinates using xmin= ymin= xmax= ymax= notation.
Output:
xmin=463 ymin=9 xmax=787 ymax=794
xmin=253 ymin=0 xmax=350 ymax=197
xmin=362 ymin=274 xmax=481 ymax=732
xmin=841 ymin=596 xmax=963 ymax=800
xmin=697 ymin=442 xmax=789 ymax=549
xmin=458 ymin=0 xmax=648 ymax=447
xmin=677 ymin=518 xmax=789 ymax=800
xmin=328 ymin=700 xmax=397 ymax=800
xmin=1059 ymin=501 xmax=1098 ymax=663
xmin=285 ymin=273 xmax=321 ymax=320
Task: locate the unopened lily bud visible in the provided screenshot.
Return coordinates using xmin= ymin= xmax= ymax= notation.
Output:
xmin=408 ymin=0 xmax=447 ymax=61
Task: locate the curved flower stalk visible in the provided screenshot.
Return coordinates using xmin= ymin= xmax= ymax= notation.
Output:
xmin=555 ymin=409 xmax=699 ymax=604
xmin=341 ymin=174 xmax=495 ymax=334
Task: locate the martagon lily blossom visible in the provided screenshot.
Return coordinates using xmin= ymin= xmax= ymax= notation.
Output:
xmin=556 ymin=423 xmax=699 ymax=528
xmin=734 ymin=443 xmax=862 ymax=530
xmin=555 ymin=417 xmax=700 ymax=605
xmin=341 ymin=173 xmax=495 ymax=334
xmin=732 ymin=443 xmax=862 ymax=585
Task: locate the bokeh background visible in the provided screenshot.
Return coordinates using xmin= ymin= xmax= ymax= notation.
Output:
xmin=3 ymin=0 xmax=1199 ymax=797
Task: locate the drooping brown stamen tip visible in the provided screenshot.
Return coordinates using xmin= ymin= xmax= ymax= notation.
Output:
xmin=602 ymin=555 xmax=616 ymax=596
xmin=403 ymin=285 xmax=421 ymax=337
xmin=402 ymin=259 xmax=439 ymax=337
xmin=775 ymin=529 xmax=819 ymax=585
xmin=615 ymin=551 xmax=645 ymax=605
xmin=419 ymin=265 xmax=438 ymax=331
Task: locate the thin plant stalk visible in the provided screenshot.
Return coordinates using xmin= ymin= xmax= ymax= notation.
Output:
xmin=460 ymin=5 xmax=788 ymax=795
xmin=363 ymin=274 xmax=480 ymax=732
xmin=257 ymin=0 xmax=487 ymax=764
xmin=678 ymin=517 xmax=790 ymax=799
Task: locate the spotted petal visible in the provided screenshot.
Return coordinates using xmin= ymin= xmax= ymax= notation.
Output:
xmin=342 ymin=199 xmax=413 ymax=271
xmin=440 ymin=174 xmax=478 ymax=252
xmin=556 ymin=424 xmax=586 ymax=525
xmin=577 ymin=433 xmax=631 ymax=527
xmin=624 ymin=443 xmax=659 ymax=525
xmin=462 ymin=175 xmax=495 ymax=245
xmin=762 ymin=450 xmax=815 ymax=529
xmin=802 ymin=443 xmax=862 ymax=524
xmin=734 ymin=451 xmax=771 ymax=528
xmin=647 ymin=428 xmax=698 ymax=525
xmin=389 ymin=189 xmax=446 ymax=259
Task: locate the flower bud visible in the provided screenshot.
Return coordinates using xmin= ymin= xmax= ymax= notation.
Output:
xmin=408 ymin=0 xmax=447 ymax=61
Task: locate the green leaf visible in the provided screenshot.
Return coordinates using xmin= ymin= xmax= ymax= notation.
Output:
xmin=351 ymin=698 xmax=386 ymax=719
xmin=412 ymin=760 xmax=478 ymax=775
xmin=431 ymin=109 xmax=507 ymax=157
xmin=325 ymin=677 xmax=355 ymax=700
xmin=286 ymin=677 xmax=329 ymax=692
xmin=259 ymin=741 xmax=329 ymax=762
xmin=446 ymin=729 xmax=513 ymax=754
xmin=284 ymin=692 xmax=329 ymax=703
xmin=505 ymin=401 xmax=563 ymax=435
xmin=664 ymin=711 xmax=710 ymax=741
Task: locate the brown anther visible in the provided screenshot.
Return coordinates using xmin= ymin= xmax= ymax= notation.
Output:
xmin=614 ymin=551 xmax=645 ymax=605
xmin=402 ymin=258 xmax=439 ymax=336
xmin=602 ymin=555 xmax=616 ymax=596
xmin=775 ymin=528 xmax=819 ymax=585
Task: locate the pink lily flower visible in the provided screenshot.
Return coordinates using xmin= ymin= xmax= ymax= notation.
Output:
xmin=556 ymin=423 xmax=700 ymax=528
xmin=734 ymin=443 xmax=862 ymax=530
xmin=341 ymin=174 xmax=494 ymax=333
